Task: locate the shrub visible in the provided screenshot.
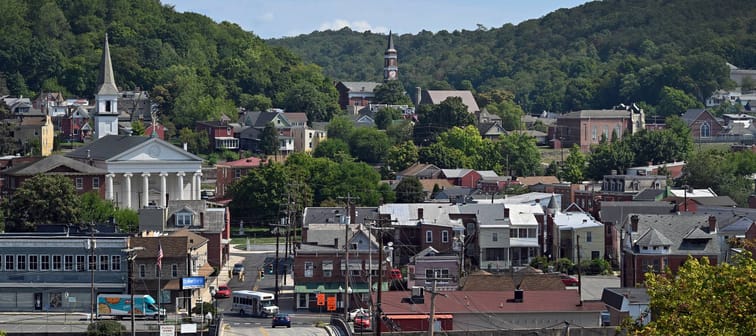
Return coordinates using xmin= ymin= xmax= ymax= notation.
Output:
xmin=529 ymin=256 xmax=549 ymax=272
xmin=87 ymin=320 xmax=125 ymax=336
xmin=555 ymin=258 xmax=575 ymax=274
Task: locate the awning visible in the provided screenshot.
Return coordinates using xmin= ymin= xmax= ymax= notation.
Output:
xmin=294 ymin=282 xmax=387 ymax=294
xmin=163 ymin=279 xmax=181 ymax=290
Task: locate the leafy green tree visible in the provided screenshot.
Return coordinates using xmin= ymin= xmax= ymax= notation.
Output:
xmin=87 ymin=320 xmax=126 ymax=336
xmin=4 ymin=175 xmax=80 ymax=231
xmin=394 ymin=177 xmax=426 ymax=203
xmin=239 ymin=93 xmax=272 ymax=111
xmin=627 ymin=253 xmax=755 ymax=336
xmin=655 ymin=86 xmax=703 ymax=118
xmin=79 ymin=192 xmax=115 ymax=224
xmin=386 ymin=120 xmax=414 ymax=145
xmin=228 ymin=162 xmax=290 ymax=225
xmin=498 ymin=132 xmax=542 ymax=177
xmin=374 ymin=81 xmax=412 ymax=105
xmin=374 ymin=107 xmax=402 ymax=130
xmin=349 ymin=127 xmax=390 ymax=164
xmin=113 ymin=208 xmax=139 ymax=233
xmin=178 ymin=128 xmax=209 ymax=154
xmin=326 ymin=115 xmax=355 ymax=142
xmin=413 ymin=97 xmax=476 ymax=146
xmin=259 ymin=122 xmax=279 ymax=155
xmin=312 ymin=138 xmax=351 ymax=161
xmin=586 ymin=140 xmax=635 ymax=180
xmin=418 ymin=143 xmax=467 ymax=169
xmin=131 ymin=119 xmax=146 ymax=136
xmin=682 ymin=150 xmax=754 ymax=206
xmin=386 ymin=141 xmax=419 ymax=172
xmin=559 ymin=145 xmax=586 ymax=183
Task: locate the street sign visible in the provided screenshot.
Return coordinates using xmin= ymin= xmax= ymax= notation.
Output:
xmin=160 ymin=325 xmax=175 ymax=336
xmin=326 ymin=296 xmax=337 ymax=311
xmin=316 ymin=293 xmax=325 ymax=306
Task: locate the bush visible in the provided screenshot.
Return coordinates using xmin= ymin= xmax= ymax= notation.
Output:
xmin=192 ymin=301 xmax=217 ymax=317
xmin=529 ymin=256 xmax=549 ymax=272
xmin=555 ymin=258 xmax=575 ymax=274
xmin=87 ymin=320 xmax=125 ymax=336
xmin=579 ymin=258 xmax=611 ymax=275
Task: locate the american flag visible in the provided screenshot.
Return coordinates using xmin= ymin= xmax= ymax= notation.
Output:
xmin=157 ymin=243 xmax=164 ymax=271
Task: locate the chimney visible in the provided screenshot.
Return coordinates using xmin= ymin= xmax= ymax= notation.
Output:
xmin=514 ymin=288 xmax=524 ymax=303
xmin=334 ymin=238 xmax=339 ymax=248
xmin=417 ymin=208 xmax=424 ymax=220
xmin=630 ymin=215 xmax=639 ymax=232
xmin=504 ymin=207 xmax=510 ymax=218
xmin=708 ymin=215 xmax=717 ymax=233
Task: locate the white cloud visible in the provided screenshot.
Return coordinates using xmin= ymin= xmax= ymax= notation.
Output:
xmin=259 ymin=12 xmax=274 ymax=22
xmin=318 ymin=19 xmax=388 ymax=33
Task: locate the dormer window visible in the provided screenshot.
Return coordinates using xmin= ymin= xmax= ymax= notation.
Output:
xmin=176 ymin=212 xmax=192 ymax=227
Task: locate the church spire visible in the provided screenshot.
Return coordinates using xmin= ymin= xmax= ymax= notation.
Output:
xmin=387 ymin=30 xmax=395 ymax=51
xmin=97 ymin=33 xmax=119 ymax=96
xmin=384 ymin=31 xmax=398 ymax=81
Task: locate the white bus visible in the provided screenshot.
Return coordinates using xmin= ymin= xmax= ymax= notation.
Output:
xmin=231 ymin=290 xmax=279 ymax=317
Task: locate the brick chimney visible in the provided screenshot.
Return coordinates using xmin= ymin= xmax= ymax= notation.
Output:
xmin=504 ymin=207 xmax=510 ymax=218
xmin=417 ymin=208 xmax=424 ymax=220
xmin=630 ymin=215 xmax=639 ymax=232
xmin=708 ymin=215 xmax=717 ymax=233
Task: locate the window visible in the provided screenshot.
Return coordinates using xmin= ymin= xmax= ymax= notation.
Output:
xmin=100 ymin=255 xmax=109 ymax=271
xmin=17 ymin=255 xmax=26 ymax=271
xmin=591 ymin=251 xmax=600 ymax=260
xmin=484 ymin=248 xmax=507 ymax=261
xmin=592 ymin=126 xmax=597 ymax=141
xmin=76 ymin=255 xmax=86 ymax=271
xmin=322 ymin=261 xmax=333 ymax=278
xmin=29 ymin=255 xmax=38 ymax=271
xmin=38 ymin=255 xmax=49 ymax=271
xmin=586 ymin=231 xmax=592 ymax=242
xmin=53 ymin=255 xmax=62 ymax=271
xmin=304 ymin=262 xmax=314 ymax=278
xmin=64 ymin=255 xmax=74 ymax=271
xmin=425 ymin=230 xmax=433 ymax=243
xmin=492 ymin=232 xmax=498 ymax=242
xmin=75 ymin=177 xmax=84 ymax=189
xmin=4 ymin=255 xmax=13 ymax=271
xmin=92 ymin=177 xmax=100 ymax=189
xmin=88 ymin=255 xmax=96 ymax=271
xmin=172 ymin=264 xmax=179 ymax=277
xmin=234 ymin=169 xmax=242 ymax=179
xmin=425 ymin=268 xmax=450 ymax=279
xmin=700 ymin=122 xmax=710 ymax=137
xmin=441 ymin=231 xmax=449 ymax=243
xmin=176 ymin=212 xmax=192 ymax=227
xmin=139 ymin=264 xmax=146 ymax=278
xmin=111 ymin=256 xmax=121 ymax=271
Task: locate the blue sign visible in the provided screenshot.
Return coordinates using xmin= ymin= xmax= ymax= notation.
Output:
xmin=181 ymin=276 xmax=206 ymax=290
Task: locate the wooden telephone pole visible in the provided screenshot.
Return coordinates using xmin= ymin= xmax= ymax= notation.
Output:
xmin=336 ymin=193 xmax=358 ymax=320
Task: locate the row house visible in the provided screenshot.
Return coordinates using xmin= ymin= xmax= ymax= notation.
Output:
xmin=407 ymin=247 xmax=460 ymax=291
xmin=621 ymin=214 xmax=720 ymax=287
xmin=1 ymin=155 xmax=107 ymax=199
xmin=551 ymin=209 xmax=605 ymax=263
xmin=214 ymin=156 xmax=265 ymax=199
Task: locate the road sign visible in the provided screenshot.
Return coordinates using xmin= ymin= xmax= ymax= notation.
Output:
xmin=326 ymin=296 xmax=337 ymax=311
xmin=316 ymin=293 xmax=325 ymax=306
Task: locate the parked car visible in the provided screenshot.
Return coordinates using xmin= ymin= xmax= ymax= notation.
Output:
xmin=215 ymin=285 xmax=231 ymax=298
xmin=354 ymin=313 xmax=371 ymax=331
xmin=560 ymin=273 xmax=579 ymax=286
xmin=348 ymin=308 xmax=370 ymax=321
xmin=271 ymin=313 xmax=291 ymax=328
xmin=232 ymin=263 xmax=245 ymax=275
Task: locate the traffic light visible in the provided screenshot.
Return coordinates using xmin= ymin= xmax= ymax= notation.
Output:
xmin=266 ymin=263 xmax=274 ymax=274
xmin=259 ymin=270 xmax=264 ymax=279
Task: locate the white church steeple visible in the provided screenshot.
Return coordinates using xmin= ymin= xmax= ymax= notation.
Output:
xmin=94 ymin=33 xmax=120 ymax=139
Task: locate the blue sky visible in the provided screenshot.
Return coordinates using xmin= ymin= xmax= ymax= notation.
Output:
xmin=164 ymin=0 xmax=591 ymax=39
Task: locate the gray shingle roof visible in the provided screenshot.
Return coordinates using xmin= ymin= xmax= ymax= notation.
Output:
xmin=628 ymin=214 xmax=719 ymax=255
xmin=3 ymin=155 xmax=106 ymax=176
xmin=302 ymin=207 xmax=379 ymax=228
xmin=66 ymin=135 xmax=151 ymax=160
xmin=559 ymin=109 xmax=632 ymax=119
xmin=635 ymin=228 xmax=673 ymax=246
xmin=96 ymin=34 xmax=119 ymax=97
xmin=599 ymin=201 xmax=676 ymax=227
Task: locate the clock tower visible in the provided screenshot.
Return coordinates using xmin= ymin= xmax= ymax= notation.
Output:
xmin=383 ymin=31 xmax=398 ymax=81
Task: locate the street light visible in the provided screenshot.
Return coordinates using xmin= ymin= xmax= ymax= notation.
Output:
xmin=122 ymin=247 xmax=145 ymax=336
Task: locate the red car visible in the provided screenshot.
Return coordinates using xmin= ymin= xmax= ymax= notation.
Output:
xmin=354 ymin=314 xmax=371 ymax=331
xmin=215 ymin=285 xmax=231 ymax=298
xmin=560 ymin=274 xmax=579 ymax=286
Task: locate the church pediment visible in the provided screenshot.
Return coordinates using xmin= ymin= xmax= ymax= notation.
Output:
xmin=109 ymin=138 xmax=202 ymax=162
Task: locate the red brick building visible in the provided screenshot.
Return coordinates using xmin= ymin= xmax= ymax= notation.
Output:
xmin=440 ymin=169 xmax=481 ymax=188
xmin=681 ymin=109 xmax=725 ymax=139
xmin=214 ymin=157 xmax=265 ymax=198
xmin=1 ymin=155 xmax=107 ymax=198
xmin=552 ymin=107 xmax=645 ymax=152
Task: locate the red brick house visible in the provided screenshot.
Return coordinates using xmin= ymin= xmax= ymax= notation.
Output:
xmin=621 ymin=214 xmax=720 ymax=287
xmin=440 ymin=169 xmax=481 ymax=188
xmin=1 ymin=155 xmax=107 ymax=198
xmin=681 ymin=109 xmax=725 ymax=139
xmin=335 ymin=81 xmax=381 ymax=110
xmin=60 ymin=105 xmax=93 ymax=142
xmin=214 ymin=157 xmax=265 ymax=198
xmin=552 ymin=106 xmax=645 ymax=152
xmin=195 ymin=115 xmax=238 ymax=151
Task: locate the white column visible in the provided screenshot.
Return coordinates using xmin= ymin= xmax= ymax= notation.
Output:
xmin=176 ymin=172 xmax=185 ymax=200
xmin=123 ymin=173 xmax=133 ymax=209
xmin=159 ymin=172 xmax=168 ymax=207
xmin=105 ymin=174 xmax=115 ymax=200
xmin=142 ymin=173 xmax=150 ymax=208
xmin=193 ymin=171 xmax=202 ymax=199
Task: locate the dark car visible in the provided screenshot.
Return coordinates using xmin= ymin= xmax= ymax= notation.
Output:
xmin=560 ymin=273 xmax=579 ymax=286
xmin=215 ymin=285 xmax=231 ymax=298
xmin=271 ymin=313 xmax=291 ymax=328
xmin=232 ymin=263 xmax=245 ymax=275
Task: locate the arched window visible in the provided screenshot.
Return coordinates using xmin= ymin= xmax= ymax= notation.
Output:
xmin=592 ymin=126 xmax=597 ymax=141
xmin=700 ymin=122 xmax=711 ymax=137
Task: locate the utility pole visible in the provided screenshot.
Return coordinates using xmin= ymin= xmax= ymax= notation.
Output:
xmin=337 ymin=193 xmax=359 ymax=320
xmin=271 ymin=222 xmax=287 ymax=307
xmin=576 ymin=234 xmax=583 ymax=306
xmin=364 ymin=216 xmax=397 ymax=336
xmin=427 ymin=272 xmax=448 ymax=336
xmin=122 ymin=246 xmax=144 ymax=336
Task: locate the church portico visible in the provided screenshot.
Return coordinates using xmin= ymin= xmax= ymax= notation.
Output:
xmin=106 ymin=168 xmax=202 ymax=210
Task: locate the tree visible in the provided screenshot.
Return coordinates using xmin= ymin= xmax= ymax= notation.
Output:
xmin=386 ymin=119 xmax=413 ymax=145
xmin=655 ymin=86 xmax=703 ymax=118
xmin=326 ymin=115 xmax=355 ymax=142
xmin=114 ymin=208 xmax=139 ymax=233
xmin=178 ymin=128 xmax=209 ymax=154
xmin=627 ymin=253 xmax=755 ymax=336
xmin=239 ymin=93 xmax=272 ymax=111
xmin=259 ymin=122 xmax=279 ymax=155
xmin=312 ymin=138 xmax=351 ymax=161
xmin=559 ymin=145 xmax=586 ymax=183
xmin=4 ymin=174 xmax=80 ymax=231
xmin=79 ymin=192 xmax=115 ymax=224
xmin=413 ymin=97 xmax=476 ymax=146
xmin=498 ymin=132 xmax=542 ymax=177
xmin=228 ymin=162 xmax=290 ymax=225
xmin=394 ymin=176 xmax=425 ymax=203
xmin=385 ymin=141 xmax=419 ymax=172
xmin=418 ymin=143 xmax=467 ymax=169
xmin=374 ymin=81 xmax=412 ymax=105
xmin=586 ymin=140 xmax=635 ymax=180
xmin=349 ymin=127 xmax=390 ymax=164
xmin=374 ymin=107 xmax=402 ymax=130
xmin=87 ymin=320 xmax=126 ymax=336
xmin=131 ymin=119 xmax=146 ymax=136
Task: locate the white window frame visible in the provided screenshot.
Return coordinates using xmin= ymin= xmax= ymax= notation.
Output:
xmin=28 ymin=255 xmax=38 ymax=271
xmin=176 ymin=212 xmax=192 ymax=227
xmin=16 ymin=254 xmax=26 ymax=271
xmin=425 ymin=230 xmax=433 ymax=243
xmin=52 ymin=255 xmax=62 ymax=271
xmin=441 ymin=230 xmax=449 ymax=243
xmin=76 ymin=255 xmax=86 ymax=271
xmin=304 ymin=261 xmax=314 ymax=278
xmin=5 ymin=255 xmax=14 ymax=271
xmin=492 ymin=232 xmax=498 ymax=242
xmin=64 ymin=255 xmax=74 ymax=271
xmin=75 ymin=177 xmax=84 ymax=190
xmin=111 ymin=255 xmax=121 ymax=271
xmin=92 ymin=177 xmax=100 ymax=189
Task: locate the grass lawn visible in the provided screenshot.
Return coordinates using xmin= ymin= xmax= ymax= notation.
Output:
xmin=229 ymin=226 xmax=300 ymax=247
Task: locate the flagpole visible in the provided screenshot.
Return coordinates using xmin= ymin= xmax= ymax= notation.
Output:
xmin=157 ymin=240 xmax=162 ymax=323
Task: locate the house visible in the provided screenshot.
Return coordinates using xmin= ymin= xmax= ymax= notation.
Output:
xmin=335 ymin=81 xmax=381 ymax=110
xmin=621 ymin=214 xmax=720 ymax=287
xmin=440 ymin=169 xmax=481 ymax=188
xmin=14 ymin=114 xmax=54 ymax=156
xmin=130 ymin=230 xmax=213 ymax=313
xmin=552 ymin=208 xmax=605 ymax=263
xmin=418 ymin=90 xmax=480 ymax=114
xmin=508 ymin=130 xmax=548 ymax=146
xmin=477 ymin=122 xmax=506 ymax=140
xmin=301 ymin=207 xmax=378 ymax=245
xmin=396 ymin=163 xmax=442 ymax=180
xmin=601 ymin=287 xmax=650 ymax=326
xmin=0 ymin=230 xmax=129 ymax=312
xmin=475 ymin=108 xmax=502 ymax=124
xmin=61 ymin=105 xmax=93 ymax=142
xmin=290 ymin=126 xmax=326 ymax=153
xmin=214 ymin=157 xmax=265 ymax=198
xmin=460 ymin=270 xmax=566 ymax=291
xmin=431 ymin=186 xmax=474 ymax=203
xmin=1 ymin=155 xmax=107 ymax=198
xmin=66 ymin=135 xmax=204 ymax=210
xmin=552 ymin=105 xmax=645 ymax=151
xmin=602 ymin=172 xmax=667 ymax=197
xmin=681 ymin=109 xmax=725 ymax=139
xmin=137 ymin=200 xmax=230 ymax=268
xmin=408 ymin=247 xmax=460 ymax=291
xmin=624 ymin=159 xmax=684 ymax=181
xmin=195 ymin=115 xmax=239 ymax=151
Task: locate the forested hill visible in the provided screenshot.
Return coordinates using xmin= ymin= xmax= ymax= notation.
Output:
xmin=269 ymin=0 xmax=756 ymax=115
xmin=0 ymin=0 xmax=340 ymax=127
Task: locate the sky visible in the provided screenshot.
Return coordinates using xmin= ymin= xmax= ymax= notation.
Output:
xmin=164 ymin=0 xmax=592 ymax=39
